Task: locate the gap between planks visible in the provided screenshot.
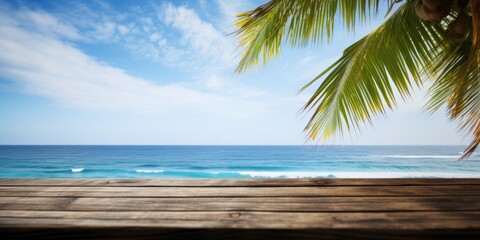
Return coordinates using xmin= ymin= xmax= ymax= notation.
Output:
xmin=1 ymin=196 xmax=480 ymax=212
xmin=1 ymin=210 xmax=480 ymax=229
xmin=1 ymin=178 xmax=480 ymax=187
xmin=1 ymin=186 xmax=480 ymax=198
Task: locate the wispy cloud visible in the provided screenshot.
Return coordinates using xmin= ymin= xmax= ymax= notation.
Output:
xmin=215 ymin=0 xmax=253 ymax=23
xmin=160 ymin=3 xmax=234 ymax=68
xmin=0 ymin=4 xmax=264 ymax=116
xmin=33 ymin=1 xmax=239 ymax=74
xmin=0 ymin=5 xmax=81 ymax=41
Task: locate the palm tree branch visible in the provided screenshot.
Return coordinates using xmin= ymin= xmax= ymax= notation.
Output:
xmin=234 ymin=0 xmax=392 ymax=73
xmin=301 ymin=2 xmax=442 ymax=141
xmin=425 ymin=3 xmax=480 ymax=159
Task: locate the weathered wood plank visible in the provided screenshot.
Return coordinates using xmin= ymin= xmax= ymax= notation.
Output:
xmin=1 ymin=196 xmax=479 ymax=212
xmin=2 ymin=196 xmax=478 ymax=204
xmin=0 ymin=178 xmax=479 ymax=187
xmin=1 ymin=185 xmax=480 ymax=197
xmin=1 ymin=178 xmax=480 ymax=239
xmin=1 ymin=211 xmax=480 ymax=229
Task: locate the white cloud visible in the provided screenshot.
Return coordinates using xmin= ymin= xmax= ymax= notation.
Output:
xmin=117 ymin=25 xmax=130 ymax=35
xmin=216 ymin=0 xmax=242 ymax=19
xmin=160 ymin=3 xmax=235 ymax=68
xmin=288 ymin=55 xmax=338 ymax=84
xmin=0 ymin=6 xmax=82 ymax=40
xmin=43 ymin=1 xmax=238 ymax=73
xmin=203 ymin=75 xmax=226 ymax=90
xmin=215 ymin=0 xmax=253 ymax=23
xmin=197 ymin=75 xmax=266 ymax=99
xmin=0 ymin=8 xmax=265 ymax=116
xmin=0 ymin=0 xmax=280 ymax=92
xmin=94 ymin=21 xmax=117 ymax=41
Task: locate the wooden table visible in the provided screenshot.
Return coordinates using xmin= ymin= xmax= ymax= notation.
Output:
xmin=0 ymin=178 xmax=480 ymax=239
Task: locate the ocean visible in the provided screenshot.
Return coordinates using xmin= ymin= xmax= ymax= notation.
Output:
xmin=0 ymin=145 xmax=479 ymax=178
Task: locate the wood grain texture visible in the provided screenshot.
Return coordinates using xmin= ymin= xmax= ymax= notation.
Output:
xmin=0 ymin=178 xmax=479 ymax=186
xmin=1 ymin=185 xmax=480 ymax=197
xmin=0 ymin=178 xmax=479 ymax=239
xmin=2 ymin=210 xmax=480 ymax=229
xmin=1 ymin=196 xmax=480 ymax=212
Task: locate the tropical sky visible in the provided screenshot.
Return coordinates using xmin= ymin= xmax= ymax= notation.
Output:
xmin=0 ymin=0 xmax=467 ymax=145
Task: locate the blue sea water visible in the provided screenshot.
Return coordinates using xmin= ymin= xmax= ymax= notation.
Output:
xmin=0 ymin=145 xmax=479 ymax=178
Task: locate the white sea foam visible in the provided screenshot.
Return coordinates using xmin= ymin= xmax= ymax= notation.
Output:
xmin=377 ymin=155 xmax=461 ymax=159
xmin=135 ymin=169 xmax=164 ymax=173
xmin=457 ymin=152 xmax=480 ymax=156
xmin=236 ymin=171 xmax=480 ymax=178
xmin=71 ymin=168 xmax=84 ymax=173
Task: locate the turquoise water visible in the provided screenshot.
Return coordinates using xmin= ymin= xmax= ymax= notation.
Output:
xmin=0 ymin=145 xmax=479 ymax=178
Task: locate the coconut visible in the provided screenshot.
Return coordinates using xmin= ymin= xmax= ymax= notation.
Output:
xmin=422 ymin=0 xmax=452 ymax=11
xmin=416 ymin=0 xmax=452 ymax=21
xmin=458 ymin=0 xmax=469 ymax=9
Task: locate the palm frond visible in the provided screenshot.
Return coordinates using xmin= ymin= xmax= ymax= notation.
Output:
xmin=234 ymin=0 xmax=392 ymax=73
xmin=235 ymin=0 xmax=480 ymax=159
xmin=426 ymin=3 xmax=480 ymax=159
xmin=300 ymin=2 xmax=442 ymax=141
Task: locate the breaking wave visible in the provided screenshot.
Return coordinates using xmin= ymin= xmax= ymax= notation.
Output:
xmin=135 ymin=169 xmax=164 ymax=173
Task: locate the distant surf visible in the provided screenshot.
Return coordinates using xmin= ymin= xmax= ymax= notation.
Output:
xmin=236 ymin=171 xmax=480 ymax=178
xmin=1 ymin=145 xmax=479 ymax=178
xmin=376 ymin=155 xmax=461 ymax=159
xmin=135 ymin=169 xmax=164 ymax=173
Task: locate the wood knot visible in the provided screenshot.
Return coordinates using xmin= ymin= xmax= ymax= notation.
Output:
xmin=229 ymin=213 xmax=241 ymax=218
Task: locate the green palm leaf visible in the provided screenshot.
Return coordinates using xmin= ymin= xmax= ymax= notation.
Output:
xmin=426 ymin=3 xmax=480 ymax=159
xmin=234 ymin=0 xmax=390 ymax=73
xmin=300 ymin=2 xmax=442 ymax=141
xmin=235 ymin=0 xmax=480 ymax=159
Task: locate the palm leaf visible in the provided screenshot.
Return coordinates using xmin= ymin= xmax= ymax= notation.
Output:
xmin=235 ymin=0 xmax=480 ymax=158
xmin=426 ymin=2 xmax=480 ymax=159
xmin=299 ymin=2 xmax=442 ymax=141
xmin=234 ymin=0 xmax=391 ymax=73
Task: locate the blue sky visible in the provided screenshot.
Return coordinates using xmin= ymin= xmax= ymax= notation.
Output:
xmin=0 ymin=0 xmax=467 ymax=145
